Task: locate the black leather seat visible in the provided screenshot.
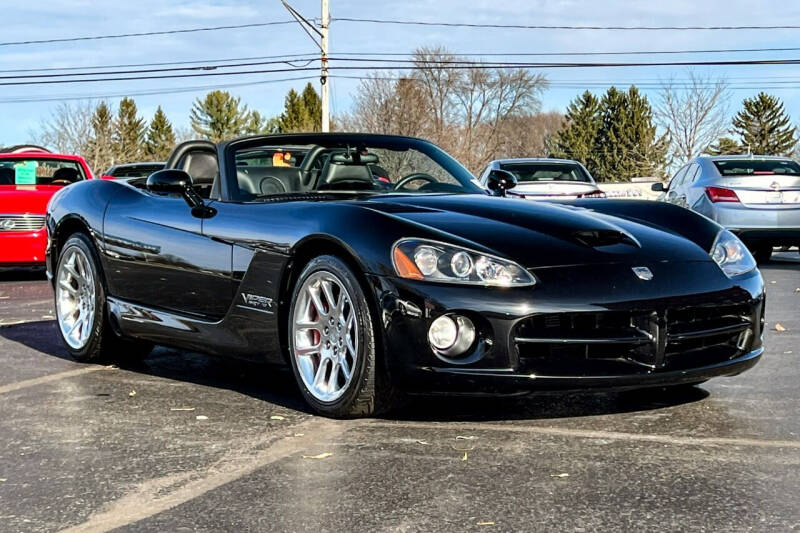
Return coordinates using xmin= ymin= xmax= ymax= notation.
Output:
xmin=318 ymin=159 xmax=375 ymax=190
xmin=184 ymin=152 xmax=218 ymax=199
xmin=51 ymin=167 xmax=79 ymax=184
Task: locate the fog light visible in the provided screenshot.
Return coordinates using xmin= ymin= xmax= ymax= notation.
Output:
xmin=429 ymin=315 xmax=458 ymax=350
xmin=428 ymin=314 xmax=476 ymax=357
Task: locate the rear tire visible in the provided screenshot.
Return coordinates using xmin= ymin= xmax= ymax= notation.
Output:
xmin=54 ymin=233 xmax=152 ymax=363
xmin=287 ymin=255 xmax=395 ymax=418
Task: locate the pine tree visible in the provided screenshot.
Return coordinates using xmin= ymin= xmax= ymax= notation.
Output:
xmin=190 ymin=90 xmax=251 ymax=142
xmin=549 ymin=91 xmax=601 ymax=170
xmin=145 ymin=106 xmax=176 ymax=160
xmin=705 ymin=137 xmax=742 ymax=156
xmin=113 ymin=97 xmax=146 ymax=162
xmin=85 ymin=102 xmax=116 ymax=173
xmin=277 ymin=83 xmax=322 ymax=133
xmin=731 ymin=92 xmax=797 ymax=155
xmin=593 ymin=86 xmax=666 ymax=182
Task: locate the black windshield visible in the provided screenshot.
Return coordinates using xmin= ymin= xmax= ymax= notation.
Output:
xmin=499 ymin=162 xmax=592 ymax=183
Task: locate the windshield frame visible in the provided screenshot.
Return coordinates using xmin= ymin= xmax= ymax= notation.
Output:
xmin=220 ymin=133 xmax=484 ymax=203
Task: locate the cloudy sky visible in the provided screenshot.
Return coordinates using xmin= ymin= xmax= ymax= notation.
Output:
xmin=2 ymin=0 xmax=799 ymax=149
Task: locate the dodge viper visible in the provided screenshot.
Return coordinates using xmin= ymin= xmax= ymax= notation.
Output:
xmin=46 ymin=133 xmax=765 ymax=417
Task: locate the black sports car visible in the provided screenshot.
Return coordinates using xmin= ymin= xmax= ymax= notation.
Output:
xmin=46 ymin=133 xmax=765 ymax=417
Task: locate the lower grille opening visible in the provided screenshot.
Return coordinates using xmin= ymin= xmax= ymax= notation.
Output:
xmin=515 ymin=303 xmax=756 ymax=376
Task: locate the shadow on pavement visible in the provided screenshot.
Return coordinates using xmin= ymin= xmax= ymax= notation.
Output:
xmin=1 ymin=319 xmax=708 ymax=422
xmin=0 ymin=267 xmax=47 ymax=282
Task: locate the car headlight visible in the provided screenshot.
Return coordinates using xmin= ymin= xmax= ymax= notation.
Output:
xmin=392 ymin=238 xmax=536 ymax=287
xmin=710 ymin=230 xmax=756 ymax=277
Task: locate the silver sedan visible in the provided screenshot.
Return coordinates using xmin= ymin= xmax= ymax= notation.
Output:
xmin=479 ymin=158 xmax=604 ymax=199
xmin=653 ymin=155 xmax=800 ymax=262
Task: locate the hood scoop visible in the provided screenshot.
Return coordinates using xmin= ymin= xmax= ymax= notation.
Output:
xmin=572 ymin=229 xmax=641 ymax=249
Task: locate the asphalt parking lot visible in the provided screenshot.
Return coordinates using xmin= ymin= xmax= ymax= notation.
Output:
xmin=0 ymin=255 xmax=798 ymax=532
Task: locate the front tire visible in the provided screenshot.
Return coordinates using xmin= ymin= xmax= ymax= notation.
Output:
xmin=287 ymin=255 xmax=393 ymax=418
xmin=55 ymin=233 xmax=152 ymax=363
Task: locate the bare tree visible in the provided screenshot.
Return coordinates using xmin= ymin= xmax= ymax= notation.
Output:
xmin=497 ymin=111 xmax=565 ymax=158
xmin=344 ymin=46 xmax=548 ymax=174
xmin=29 ymin=101 xmax=95 ymax=155
xmin=656 ymin=71 xmax=730 ymax=165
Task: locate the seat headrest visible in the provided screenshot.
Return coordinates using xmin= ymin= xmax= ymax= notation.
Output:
xmin=53 ymin=167 xmax=79 ymax=183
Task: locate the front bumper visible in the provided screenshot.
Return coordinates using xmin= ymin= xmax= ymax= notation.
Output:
xmin=370 ymin=260 xmax=765 ymax=395
xmin=0 ymin=231 xmax=47 ymax=265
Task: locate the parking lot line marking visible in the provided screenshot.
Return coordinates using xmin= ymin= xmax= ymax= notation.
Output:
xmin=0 ymin=366 xmax=106 ymax=395
xmin=62 ymin=418 xmax=357 ymax=533
xmin=373 ymin=421 xmax=800 ymax=450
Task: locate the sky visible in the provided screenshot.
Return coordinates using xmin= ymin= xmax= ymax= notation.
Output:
xmin=2 ymin=0 xmax=800 ymax=148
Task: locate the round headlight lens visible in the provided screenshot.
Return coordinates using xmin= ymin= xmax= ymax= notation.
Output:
xmin=450 ymin=251 xmax=473 ymax=278
xmin=428 ymin=315 xmax=458 ymax=350
xmin=475 ymin=256 xmax=513 ymax=285
xmin=413 ymin=246 xmax=440 ymax=276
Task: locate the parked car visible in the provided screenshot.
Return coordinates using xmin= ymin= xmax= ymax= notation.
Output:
xmin=0 ymin=149 xmax=92 ymax=266
xmin=653 ymin=155 xmax=800 ymax=262
xmin=46 ymin=134 xmax=764 ymax=417
xmin=102 ymin=162 xmax=165 ymax=180
xmin=479 ymin=158 xmax=605 ymax=198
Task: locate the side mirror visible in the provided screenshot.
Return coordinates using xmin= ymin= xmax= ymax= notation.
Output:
xmin=651 ymin=182 xmax=665 ymax=192
xmin=146 ymin=169 xmax=215 ymax=217
xmin=486 ymin=169 xmax=518 ymax=197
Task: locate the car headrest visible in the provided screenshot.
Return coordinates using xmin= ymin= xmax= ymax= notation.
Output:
xmin=330 ymin=152 xmax=379 ymax=165
xmin=186 ymin=152 xmax=218 ymax=185
xmin=323 ymin=162 xmax=374 ymax=185
xmin=52 ymin=167 xmax=79 ymax=183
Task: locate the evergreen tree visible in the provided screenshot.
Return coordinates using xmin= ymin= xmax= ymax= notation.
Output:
xmin=145 ymin=106 xmax=176 ymax=160
xmin=549 ymin=91 xmax=601 ymax=170
xmin=113 ymin=97 xmax=146 ymax=161
xmin=705 ymin=137 xmax=742 ymax=156
xmin=85 ymin=102 xmax=116 ymax=173
xmin=190 ymin=90 xmax=251 ymax=142
xmin=731 ymin=92 xmax=797 ymax=155
xmin=593 ymin=86 xmax=666 ymax=182
xmin=277 ymin=83 xmax=322 ymax=132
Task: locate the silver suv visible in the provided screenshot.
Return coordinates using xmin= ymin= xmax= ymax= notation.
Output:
xmin=653 ymin=155 xmax=800 ymax=262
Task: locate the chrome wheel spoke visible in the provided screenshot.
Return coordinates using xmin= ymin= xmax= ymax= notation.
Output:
xmin=292 ymin=270 xmax=359 ymax=403
xmin=56 ymin=247 xmax=96 ymax=350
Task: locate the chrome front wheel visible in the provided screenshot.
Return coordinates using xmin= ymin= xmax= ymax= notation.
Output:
xmin=291 ymin=270 xmax=358 ymax=403
xmin=56 ymin=246 xmax=96 ymax=350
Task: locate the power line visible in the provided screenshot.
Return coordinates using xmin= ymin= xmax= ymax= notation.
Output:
xmin=5 ymin=56 xmax=800 ymax=87
xmin=0 ymin=57 xmax=320 ymax=80
xmin=0 ymin=20 xmax=298 ymax=47
xmin=0 ymin=76 xmax=318 ymax=104
xmin=332 ymin=17 xmax=800 ymax=31
xmin=334 ymin=46 xmax=800 ymax=57
xmin=0 ymin=52 xmax=318 ymax=74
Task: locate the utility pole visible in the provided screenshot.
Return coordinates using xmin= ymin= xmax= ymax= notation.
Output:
xmin=320 ymin=0 xmax=330 ymax=132
xmin=282 ymin=0 xmax=330 ymax=132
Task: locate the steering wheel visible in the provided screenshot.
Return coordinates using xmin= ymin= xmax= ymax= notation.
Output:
xmin=393 ymin=173 xmax=437 ymax=191
xmin=51 ymin=180 xmax=73 ymax=186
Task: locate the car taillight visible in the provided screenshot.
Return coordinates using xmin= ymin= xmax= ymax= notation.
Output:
xmin=706 ymin=187 xmax=740 ymax=203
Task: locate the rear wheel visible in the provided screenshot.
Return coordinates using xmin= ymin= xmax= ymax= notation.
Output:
xmin=55 ymin=233 xmax=152 ymax=363
xmin=287 ymin=255 xmax=394 ymax=418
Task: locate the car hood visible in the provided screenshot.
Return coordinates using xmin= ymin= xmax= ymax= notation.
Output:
xmin=362 ymin=194 xmax=713 ymax=268
xmin=0 ymin=185 xmax=62 ymax=214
